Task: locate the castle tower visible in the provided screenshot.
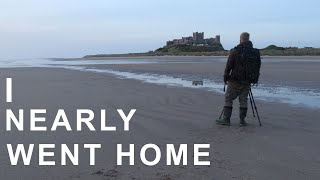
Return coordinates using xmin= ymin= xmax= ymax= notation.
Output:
xmin=215 ymin=35 xmax=221 ymax=44
xmin=193 ymin=32 xmax=204 ymax=44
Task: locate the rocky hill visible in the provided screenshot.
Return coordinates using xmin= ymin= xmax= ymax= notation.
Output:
xmin=83 ymin=44 xmax=320 ymax=58
xmin=155 ymin=43 xmax=225 ymax=53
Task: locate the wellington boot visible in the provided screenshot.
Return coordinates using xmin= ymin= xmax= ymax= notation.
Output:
xmin=216 ymin=106 xmax=232 ymax=126
xmin=240 ymin=108 xmax=248 ymax=127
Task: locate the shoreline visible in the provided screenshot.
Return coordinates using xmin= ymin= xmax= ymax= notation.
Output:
xmin=1 ymin=55 xmax=320 ymax=109
xmin=2 ymin=65 xmax=319 ymax=110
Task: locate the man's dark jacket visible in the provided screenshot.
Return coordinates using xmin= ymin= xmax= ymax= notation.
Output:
xmin=224 ymin=41 xmax=261 ymax=84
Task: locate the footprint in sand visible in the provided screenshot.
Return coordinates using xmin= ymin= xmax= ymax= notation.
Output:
xmin=92 ymin=168 xmax=119 ymax=178
xmin=104 ymin=169 xmax=119 ymax=177
xmin=157 ymin=173 xmax=173 ymax=180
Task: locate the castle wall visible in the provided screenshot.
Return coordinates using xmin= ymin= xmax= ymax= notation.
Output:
xmin=167 ymin=32 xmax=220 ymax=46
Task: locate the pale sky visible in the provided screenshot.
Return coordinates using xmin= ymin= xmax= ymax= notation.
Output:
xmin=0 ymin=0 xmax=319 ymax=58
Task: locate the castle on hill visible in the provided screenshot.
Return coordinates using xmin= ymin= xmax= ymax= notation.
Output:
xmin=166 ymin=32 xmax=221 ymax=46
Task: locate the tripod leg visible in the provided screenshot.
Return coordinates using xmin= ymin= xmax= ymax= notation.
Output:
xmin=249 ymin=88 xmax=262 ymax=126
xmin=248 ymin=92 xmax=256 ymax=117
xmin=219 ymin=109 xmax=224 ymax=120
xmin=219 ymin=84 xmax=227 ymax=120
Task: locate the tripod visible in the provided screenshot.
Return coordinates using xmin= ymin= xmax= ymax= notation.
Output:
xmin=249 ymin=87 xmax=262 ymax=126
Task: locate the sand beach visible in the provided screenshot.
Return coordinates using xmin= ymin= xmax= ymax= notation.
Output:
xmin=0 ymin=56 xmax=319 ymax=179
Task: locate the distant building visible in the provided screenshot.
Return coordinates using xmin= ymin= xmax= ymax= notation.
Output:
xmin=215 ymin=35 xmax=220 ymax=44
xmin=193 ymin=32 xmax=204 ymax=44
xmin=166 ymin=32 xmax=221 ymax=46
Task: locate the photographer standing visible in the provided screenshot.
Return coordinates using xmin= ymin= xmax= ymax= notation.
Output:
xmin=216 ymin=32 xmax=261 ymax=126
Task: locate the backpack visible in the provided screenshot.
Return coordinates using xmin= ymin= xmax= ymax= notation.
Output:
xmin=239 ymin=47 xmax=261 ymax=84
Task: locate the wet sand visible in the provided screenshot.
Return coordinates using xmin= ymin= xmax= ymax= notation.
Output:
xmin=0 ymin=66 xmax=320 ymax=180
